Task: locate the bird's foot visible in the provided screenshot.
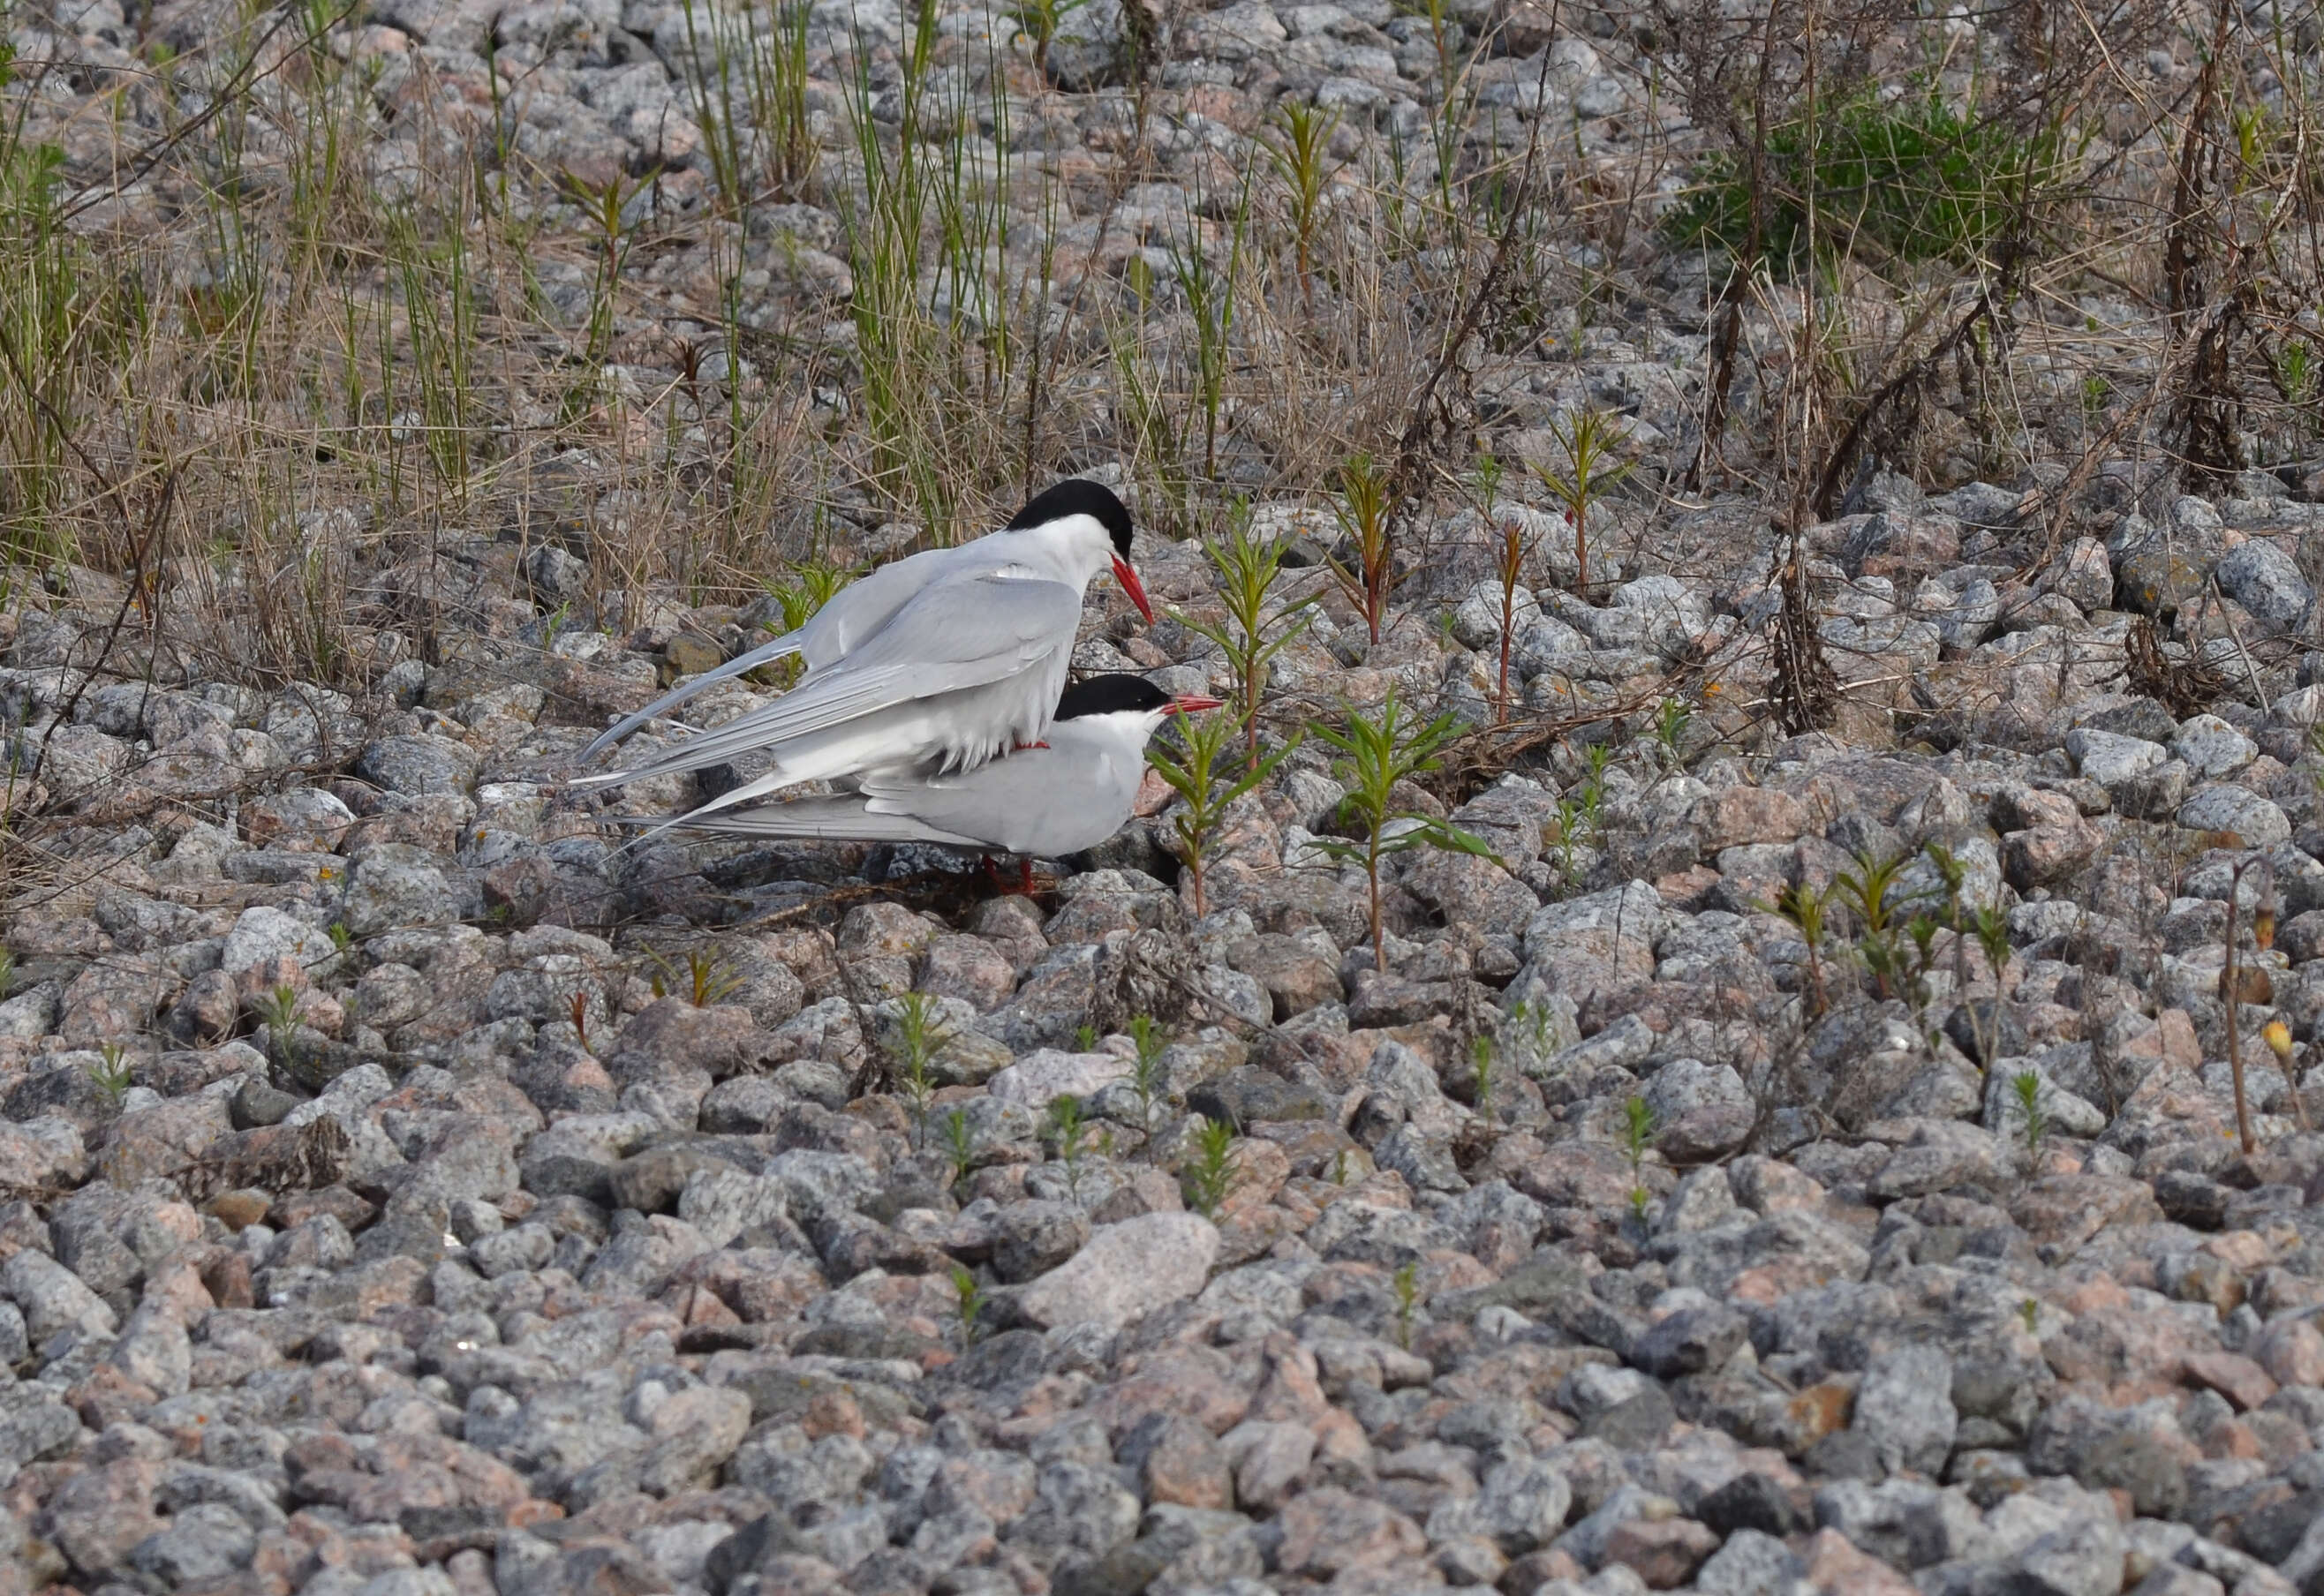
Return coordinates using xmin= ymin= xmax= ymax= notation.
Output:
xmin=1013 ymin=741 xmax=1050 ymax=751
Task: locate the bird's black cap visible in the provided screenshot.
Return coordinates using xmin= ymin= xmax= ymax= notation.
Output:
xmin=1011 ymin=478 xmax=1134 ymax=561
xmin=1055 ymin=673 xmax=1170 ymax=719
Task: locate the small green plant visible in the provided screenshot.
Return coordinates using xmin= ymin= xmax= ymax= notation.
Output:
xmin=1128 ymin=1013 xmax=1168 ymax=1133
xmin=1168 ymin=200 xmax=1250 ymax=482
xmin=1307 ymin=690 xmax=1501 ymax=971
xmin=327 ymin=922 xmax=351 ymax=953
xmin=1652 ymin=696 xmax=1692 ymax=772
xmin=2280 ymin=338 xmax=2316 ymax=408
xmin=951 ymin=1263 xmax=985 ymax=1346
xmin=1181 ymin=1115 xmax=1239 ymax=1217
xmin=1764 ymin=883 xmax=1831 ymax=1015
xmin=648 ymin=946 xmax=744 ymax=1007
xmin=1147 ymin=706 xmax=1296 ymax=916
xmin=2018 ymin=1297 xmax=2041 ymax=1335
xmin=1621 ymin=1094 xmax=1656 ymax=1176
xmin=1327 ymin=452 xmax=1397 ymax=645
xmin=1618 ymin=1094 xmax=1658 ymax=1223
xmin=1392 ymin=1261 xmax=1420 ymax=1349
xmin=1331 ymin=1148 xmax=1350 ymax=1186
xmin=940 ymin=1108 xmax=976 ymax=1191
xmin=890 ymin=991 xmax=943 ymax=1143
xmin=86 ymin=1040 xmax=133 ymax=1110
xmin=1267 ymin=98 xmax=1342 ymax=306
xmin=1048 ymin=1094 xmax=1087 ymax=1200
xmin=1074 ymin=1021 xmax=1098 ymax=1052
xmin=765 ymin=557 xmax=857 ymax=646
xmin=1833 ymin=846 xmax=1921 ymax=937
xmin=2012 ymin=1070 xmax=2047 ymax=1154
xmin=1008 ymin=0 xmax=1088 ymax=76
xmin=1177 ymin=507 xmax=1313 ymax=755
xmin=1530 ymin=408 xmax=1634 ymax=598
xmin=1834 ymin=847 xmax=1936 ymax=1001
xmin=253 ymin=982 xmax=301 ymax=1060
xmin=1469 ymin=1033 xmax=1494 ymax=1110
xmin=1505 ymin=998 xmax=1563 ymax=1065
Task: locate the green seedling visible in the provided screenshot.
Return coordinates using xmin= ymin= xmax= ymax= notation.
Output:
xmin=1392 ymin=1260 xmax=1420 ymax=1349
xmin=891 ymin=990 xmax=943 ymax=1143
xmin=1181 ymin=1115 xmax=1239 ymax=1217
xmin=1620 ymin=1094 xmax=1656 ymax=1180
xmin=1470 ymin=1032 xmax=1494 ymax=1110
xmin=1307 ymin=690 xmax=1500 ymax=972
xmin=1331 ymin=1148 xmax=1350 ymax=1186
xmin=951 ymin=1263 xmax=985 ymax=1346
xmin=86 ymin=1040 xmax=133 ymax=1110
xmin=2013 ymin=1070 xmax=2047 ymax=1153
xmin=1008 ymin=0 xmax=1088 ymax=76
xmin=2018 ymin=1298 xmax=2041 ymax=1335
xmin=1267 ymin=98 xmax=1341 ymax=306
xmin=648 ymin=946 xmax=744 ymax=1007
xmin=941 ymin=1108 xmax=975 ymax=1190
xmin=1328 ymin=451 xmax=1396 ymax=645
xmin=1074 ymin=1021 xmax=1098 ymax=1051
xmin=1147 ymin=705 xmax=1296 ymax=916
xmin=253 ymin=982 xmax=301 ymax=1060
xmin=1128 ymin=1013 xmax=1168 ymax=1133
xmin=1048 ymin=1093 xmax=1087 ymax=1200
xmin=1175 ymin=507 xmax=1312 ymax=756
xmin=1530 ymin=407 xmax=1633 ymax=598
xmin=1653 ymin=696 xmax=1692 ymax=772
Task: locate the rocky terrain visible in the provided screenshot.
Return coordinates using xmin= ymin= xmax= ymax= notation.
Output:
xmin=8 ymin=456 xmax=2324 ymax=1596
xmin=8 ymin=0 xmax=2324 ymax=1591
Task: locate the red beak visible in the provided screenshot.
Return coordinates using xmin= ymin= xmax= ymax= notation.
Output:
xmin=1111 ymin=555 xmax=1155 ymax=624
xmin=1164 ymin=695 xmax=1225 ymax=717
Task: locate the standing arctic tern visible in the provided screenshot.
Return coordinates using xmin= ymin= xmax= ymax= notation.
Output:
xmin=569 ymin=481 xmax=1155 ymax=826
xmin=638 ymin=674 xmax=1221 ymax=858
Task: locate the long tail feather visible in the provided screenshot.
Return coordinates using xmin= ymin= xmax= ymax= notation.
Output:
xmin=610 ymin=799 xmax=981 ymax=847
xmin=580 ymin=630 xmax=804 ymax=761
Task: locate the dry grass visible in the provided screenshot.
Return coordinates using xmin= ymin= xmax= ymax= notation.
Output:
xmin=0 ymin=0 xmax=2318 ymax=726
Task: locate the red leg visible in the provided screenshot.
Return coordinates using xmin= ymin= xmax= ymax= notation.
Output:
xmin=1017 ymin=857 xmax=1036 ymax=896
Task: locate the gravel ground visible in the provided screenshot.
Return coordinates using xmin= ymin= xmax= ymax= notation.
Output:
xmin=7 ymin=458 xmax=2324 ymax=1596
xmin=6 ymin=0 xmax=2324 ymax=1592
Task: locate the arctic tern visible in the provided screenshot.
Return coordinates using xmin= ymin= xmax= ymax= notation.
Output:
xmin=638 ymin=674 xmax=1220 ymax=860
xmin=570 ymin=480 xmax=1155 ymax=826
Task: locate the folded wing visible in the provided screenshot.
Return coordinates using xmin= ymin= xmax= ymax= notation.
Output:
xmin=572 ymin=573 xmax=1083 ymax=794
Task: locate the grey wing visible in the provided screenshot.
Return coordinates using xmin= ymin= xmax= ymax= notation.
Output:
xmin=578 ymin=541 xmax=987 ymax=760
xmin=573 ymin=576 xmax=1082 ymax=787
xmin=796 ymin=542 xmax=986 ymax=668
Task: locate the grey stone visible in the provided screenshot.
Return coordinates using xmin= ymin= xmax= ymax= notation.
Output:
xmin=1016 ymin=1213 xmax=1219 ymax=1332
xmin=1697 ymin=1530 xmax=1804 ymax=1596
xmin=1852 ymin=1344 xmax=1957 ymax=1477
xmin=2177 ymin=785 xmax=2290 ymax=845
xmin=2215 ymin=537 xmax=2313 ymax=626
xmin=1629 ymin=1304 xmax=1746 ymax=1378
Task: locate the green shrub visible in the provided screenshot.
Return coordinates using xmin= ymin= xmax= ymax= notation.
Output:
xmin=1671 ymin=89 xmax=2059 ymax=269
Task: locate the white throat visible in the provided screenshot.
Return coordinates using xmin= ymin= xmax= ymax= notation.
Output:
xmin=1013 ymin=513 xmax=1117 ymax=584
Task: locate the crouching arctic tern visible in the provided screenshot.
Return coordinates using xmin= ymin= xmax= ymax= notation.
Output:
xmin=570 ymin=481 xmax=1153 ymax=828
xmin=638 ymin=674 xmax=1220 ymax=860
